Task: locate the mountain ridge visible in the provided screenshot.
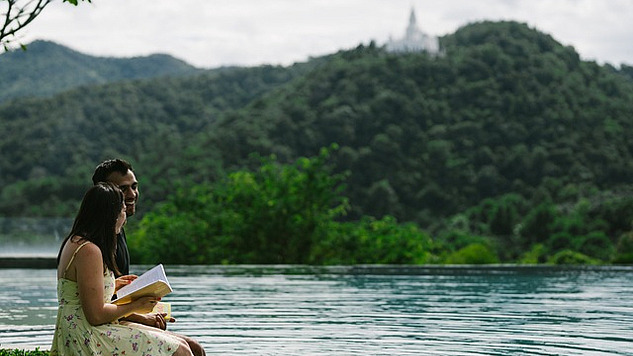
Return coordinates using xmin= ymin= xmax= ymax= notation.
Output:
xmin=0 ymin=40 xmax=202 ymax=103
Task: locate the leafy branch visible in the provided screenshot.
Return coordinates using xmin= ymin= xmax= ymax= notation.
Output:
xmin=0 ymin=0 xmax=90 ymax=51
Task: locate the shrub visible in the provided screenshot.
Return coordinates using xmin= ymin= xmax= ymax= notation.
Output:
xmin=574 ymin=231 xmax=615 ymax=261
xmin=547 ymin=249 xmax=601 ymax=265
xmin=310 ymin=216 xmax=433 ymax=264
xmin=613 ymin=233 xmax=633 ymax=264
xmin=518 ymin=243 xmax=547 ymax=264
xmin=444 ymin=242 xmax=499 ymax=264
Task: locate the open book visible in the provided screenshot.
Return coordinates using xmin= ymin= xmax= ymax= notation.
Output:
xmin=112 ymin=264 xmax=172 ymax=305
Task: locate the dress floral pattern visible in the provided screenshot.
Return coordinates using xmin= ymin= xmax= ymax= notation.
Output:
xmin=50 ymin=260 xmax=180 ymax=355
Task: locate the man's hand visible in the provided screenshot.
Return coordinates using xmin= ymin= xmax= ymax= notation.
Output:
xmin=124 ymin=312 xmax=176 ymax=330
xmin=115 ymin=274 xmax=138 ymax=291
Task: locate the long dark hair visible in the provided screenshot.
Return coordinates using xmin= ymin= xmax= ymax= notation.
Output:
xmin=57 ymin=182 xmax=123 ymax=275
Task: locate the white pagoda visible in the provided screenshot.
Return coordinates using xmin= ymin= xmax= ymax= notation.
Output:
xmin=386 ymin=8 xmax=439 ymax=55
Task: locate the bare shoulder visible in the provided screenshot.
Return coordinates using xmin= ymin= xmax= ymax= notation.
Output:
xmin=62 ymin=237 xmax=102 ymax=264
xmin=75 ymin=241 xmax=102 ymax=260
xmin=58 ymin=237 xmax=102 ymax=280
xmin=73 ymin=240 xmax=104 ymax=278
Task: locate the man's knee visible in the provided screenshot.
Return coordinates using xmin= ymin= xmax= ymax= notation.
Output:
xmin=173 ymin=341 xmax=193 ymax=356
xmin=186 ymin=337 xmax=206 ymax=356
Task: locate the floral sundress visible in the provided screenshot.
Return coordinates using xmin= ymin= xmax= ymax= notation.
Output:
xmin=50 ymin=242 xmax=180 ymax=355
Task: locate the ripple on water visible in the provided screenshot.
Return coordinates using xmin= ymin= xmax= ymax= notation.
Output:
xmin=1 ymin=265 xmax=633 ymax=355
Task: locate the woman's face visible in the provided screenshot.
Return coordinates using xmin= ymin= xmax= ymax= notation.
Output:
xmin=115 ymin=202 xmax=127 ymax=234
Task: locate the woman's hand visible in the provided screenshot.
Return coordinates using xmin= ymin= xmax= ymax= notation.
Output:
xmin=132 ymin=296 xmax=161 ymax=314
xmin=115 ymin=274 xmax=138 ymax=291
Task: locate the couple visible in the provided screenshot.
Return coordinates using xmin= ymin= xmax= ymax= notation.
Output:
xmin=51 ymin=159 xmax=205 ymax=356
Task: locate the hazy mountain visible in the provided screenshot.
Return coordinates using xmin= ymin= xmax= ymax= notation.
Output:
xmin=0 ymin=40 xmax=202 ymax=103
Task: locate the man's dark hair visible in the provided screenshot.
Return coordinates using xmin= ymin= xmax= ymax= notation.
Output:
xmin=92 ymin=159 xmax=133 ymax=185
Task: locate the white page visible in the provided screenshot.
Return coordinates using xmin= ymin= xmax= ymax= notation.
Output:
xmin=116 ymin=264 xmax=170 ymax=299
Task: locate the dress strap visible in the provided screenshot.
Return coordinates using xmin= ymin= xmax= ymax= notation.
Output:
xmin=63 ymin=241 xmax=92 ymax=279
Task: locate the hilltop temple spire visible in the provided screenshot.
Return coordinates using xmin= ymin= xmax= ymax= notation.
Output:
xmin=386 ymin=7 xmax=439 ymax=55
xmin=407 ymin=8 xmax=419 ymax=36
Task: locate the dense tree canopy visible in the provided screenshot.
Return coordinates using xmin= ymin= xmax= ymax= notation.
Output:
xmin=2 ymin=21 xmax=633 ymax=264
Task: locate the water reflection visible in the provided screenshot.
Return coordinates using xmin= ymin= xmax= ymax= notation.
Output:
xmin=1 ymin=265 xmax=632 ymax=355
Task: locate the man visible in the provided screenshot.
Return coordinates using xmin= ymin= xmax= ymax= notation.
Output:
xmin=92 ymin=159 xmax=136 ymax=276
xmin=92 ymin=159 xmax=206 ymax=356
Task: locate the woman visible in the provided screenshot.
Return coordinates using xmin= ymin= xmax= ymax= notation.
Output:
xmin=51 ymin=182 xmax=193 ymax=355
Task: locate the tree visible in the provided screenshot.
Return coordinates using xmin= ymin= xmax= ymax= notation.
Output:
xmin=131 ymin=145 xmax=350 ymax=264
xmin=1 ymin=0 xmax=90 ymax=50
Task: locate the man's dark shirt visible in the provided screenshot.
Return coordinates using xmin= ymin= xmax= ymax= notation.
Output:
xmin=115 ymin=228 xmax=131 ymax=276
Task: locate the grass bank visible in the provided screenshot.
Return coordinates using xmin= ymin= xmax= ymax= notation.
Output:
xmin=0 ymin=350 xmax=49 ymax=355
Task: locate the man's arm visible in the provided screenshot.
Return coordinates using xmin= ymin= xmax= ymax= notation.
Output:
xmin=123 ymin=312 xmax=175 ymax=330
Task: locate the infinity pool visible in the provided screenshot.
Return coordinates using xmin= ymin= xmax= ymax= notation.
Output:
xmin=1 ymin=265 xmax=632 ymax=355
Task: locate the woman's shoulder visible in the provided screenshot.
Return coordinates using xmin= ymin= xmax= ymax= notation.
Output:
xmin=58 ymin=236 xmax=102 ymax=280
xmin=65 ymin=237 xmax=101 ymax=258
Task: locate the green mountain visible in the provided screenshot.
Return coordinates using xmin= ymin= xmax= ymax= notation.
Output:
xmin=0 ymin=40 xmax=202 ymax=103
xmin=0 ymin=61 xmax=311 ymax=215
xmin=208 ymin=21 xmax=633 ymax=224
xmin=1 ymin=20 xmax=633 ymax=251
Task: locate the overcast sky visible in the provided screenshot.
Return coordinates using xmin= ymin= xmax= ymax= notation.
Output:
xmin=17 ymin=0 xmax=633 ymax=69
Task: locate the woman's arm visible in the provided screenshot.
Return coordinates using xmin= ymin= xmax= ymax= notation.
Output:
xmin=75 ymin=243 xmax=158 ymax=325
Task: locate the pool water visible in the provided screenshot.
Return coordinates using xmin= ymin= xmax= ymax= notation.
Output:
xmin=1 ymin=265 xmax=632 ymax=355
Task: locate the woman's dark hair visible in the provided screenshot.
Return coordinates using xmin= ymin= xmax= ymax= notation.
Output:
xmin=57 ymin=182 xmax=123 ymax=275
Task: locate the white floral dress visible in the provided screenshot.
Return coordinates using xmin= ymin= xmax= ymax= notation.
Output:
xmin=50 ymin=242 xmax=180 ymax=355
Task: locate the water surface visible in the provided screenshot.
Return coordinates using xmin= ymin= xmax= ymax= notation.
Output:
xmin=1 ymin=265 xmax=632 ymax=355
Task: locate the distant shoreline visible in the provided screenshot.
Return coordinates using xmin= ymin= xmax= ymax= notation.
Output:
xmin=0 ymin=256 xmax=56 ymax=268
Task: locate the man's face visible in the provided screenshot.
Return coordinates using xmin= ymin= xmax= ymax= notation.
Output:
xmin=106 ymin=170 xmax=139 ymax=217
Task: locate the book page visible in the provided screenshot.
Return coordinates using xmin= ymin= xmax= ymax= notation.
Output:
xmin=112 ymin=264 xmax=172 ymax=304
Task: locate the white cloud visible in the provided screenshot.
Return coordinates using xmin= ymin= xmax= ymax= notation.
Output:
xmin=16 ymin=0 xmax=633 ymax=68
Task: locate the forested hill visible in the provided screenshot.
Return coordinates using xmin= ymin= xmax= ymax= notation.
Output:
xmin=208 ymin=21 xmax=633 ymax=225
xmin=0 ymin=61 xmax=313 ymax=215
xmin=2 ymin=20 xmax=633 ymax=236
xmin=0 ymin=40 xmax=202 ymax=103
